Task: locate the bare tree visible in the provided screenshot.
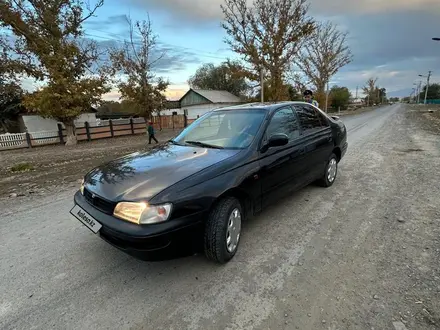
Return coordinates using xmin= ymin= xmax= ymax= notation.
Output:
xmin=295 ymin=21 xmax=353 ymax=95
xmin=362 ymin=78 xmax=378 ymax=105
xmin=221 ymin=0 xmax=315 ymax=101
xmin=109 ymin=14 xmax=169 ymax=122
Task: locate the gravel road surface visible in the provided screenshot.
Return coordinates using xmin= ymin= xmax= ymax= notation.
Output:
xmin=1 ymin=104 xmax=439 ymax=330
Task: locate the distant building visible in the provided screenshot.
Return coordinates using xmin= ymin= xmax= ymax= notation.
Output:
xmin=18 ymin=107 xmax=98 ymax=132
xmin=350 ymin=98 xmax=364 ymax=105
xmin=179 ymin=89 xmax=243 ymax=120
xmin=157 ymin=100 xmax=184 ymax=117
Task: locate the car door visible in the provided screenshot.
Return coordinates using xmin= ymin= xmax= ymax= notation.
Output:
xmin=258 ymin=106 xmax=305 ymax=209
xmin=293 ymin=104 xmax=334 ymax=182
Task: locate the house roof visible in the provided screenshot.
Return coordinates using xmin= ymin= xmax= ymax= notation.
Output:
xmin=183 ymin=89 xmax=241 ymax=104
xmin=165 ymin=100 xmax=181 ymax=109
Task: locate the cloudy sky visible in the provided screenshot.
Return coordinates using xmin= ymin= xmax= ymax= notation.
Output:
xmin=79 ymin=0 xmax=440 ymax=99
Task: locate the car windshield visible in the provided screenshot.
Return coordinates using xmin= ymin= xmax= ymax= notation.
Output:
xmin=173 ymin=109 xmax=266 ymax=149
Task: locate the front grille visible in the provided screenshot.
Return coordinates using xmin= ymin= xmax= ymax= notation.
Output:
xmin=84 ymin=188 xmax=116 ymax=215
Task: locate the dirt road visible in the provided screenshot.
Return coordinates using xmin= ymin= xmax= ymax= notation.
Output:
xmin=1 ymin=104 xmax=439 ymax=330
xmin=0 ymin=129 xmax=180 ymax=198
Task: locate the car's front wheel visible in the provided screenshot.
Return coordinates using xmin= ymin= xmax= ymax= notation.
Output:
xmin=204 ymin=197 xmax=242 ymax=264
xmin=318 ymin=153 xmax=338 ymax=187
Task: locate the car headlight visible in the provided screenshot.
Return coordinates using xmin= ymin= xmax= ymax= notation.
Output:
xmin=113 ymin=202 xmax=172 ymax=225
xmin=80 ymin=179 xmax=85 ymax=195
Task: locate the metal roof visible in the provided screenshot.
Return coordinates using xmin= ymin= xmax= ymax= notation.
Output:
xmin=192 ymin=89 xmax=241 ymax=103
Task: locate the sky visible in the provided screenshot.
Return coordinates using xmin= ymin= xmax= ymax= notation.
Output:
xmin=22 ymin=0 xmax=440 ymax=99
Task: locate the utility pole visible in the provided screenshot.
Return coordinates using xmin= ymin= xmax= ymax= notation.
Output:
xmin=355 ymin=86 xmax=358 ymax=99
xmin=325 ymin=81 xmax=329 ymax=112
xmin=423 ymin=71 xmax=432 ymax=105
xmin=260 ymin=68 xmax=264 ymax=103
xmin=417 ymin=80 xmax=422 ymax=104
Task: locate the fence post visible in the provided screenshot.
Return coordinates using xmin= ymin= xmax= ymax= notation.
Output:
xmin=109 ymin=119 xmax=114 ymax=137
xmin=25 ymin=132 xmax=32 ymax=148
xmin=85 ymin=121 xmax=91 ymax=141
xmin=57 ymin=123 xmax=64 ymax=144
xmin=130 ymin=118 xmax=134 ymax=135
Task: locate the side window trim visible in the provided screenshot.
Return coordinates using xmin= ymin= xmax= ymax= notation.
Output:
xmin=290 ymin=105 xmax=304 ymax=136
xmin=295 ymin=104 xmax=326 ymax=134
xmin=259 ymin=106 xmax=300 ymax=149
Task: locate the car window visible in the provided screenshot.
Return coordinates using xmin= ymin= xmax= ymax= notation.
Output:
xmin=174 ymin=110 xmax=266 ymax=149
xmin=265 ymin=106 xmax=300 ymax=141
xmin=315 ymin=108 xmax=330 ymax=127
xmin=295 ymin=104 xmax=323 ymax=133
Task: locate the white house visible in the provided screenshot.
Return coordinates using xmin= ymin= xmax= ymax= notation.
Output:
xmin=179 ymin=89 xmax=243 ymax=120
xmin=18 ymin=113 xmax=98 ymax=132
xmin=350 ymin=98 xmax=364 ymax=105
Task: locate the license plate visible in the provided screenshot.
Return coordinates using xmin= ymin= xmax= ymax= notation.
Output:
xmin=70 ymin=204 xmax=102 ymax=234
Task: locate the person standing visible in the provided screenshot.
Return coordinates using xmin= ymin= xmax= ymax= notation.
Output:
xmin=303 ymin=89 xmax=320 ymax=107
xmin=147 ymin=121 xmax=158 ymax=144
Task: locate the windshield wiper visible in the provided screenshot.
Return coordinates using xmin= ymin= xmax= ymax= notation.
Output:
xmin=185 ymin=140 xmax=224 ymax=149
xmin=168 ymin=139 xmax=181 ymax=145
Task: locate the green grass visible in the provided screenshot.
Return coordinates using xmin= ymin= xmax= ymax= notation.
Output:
xmin=10 ymin=163 xmax=34 ymax=172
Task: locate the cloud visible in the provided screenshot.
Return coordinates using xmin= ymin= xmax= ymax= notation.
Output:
xmin=127 ymin=0 xmax=226 ymax=22
xmin=85 ymin=14 xmax=129 ymax=28
xmin=126 ymin=0 xmax=440 ymax=92
xmin=92 ymin=37 xmax=203 ymax=75
xmin=163 ymin=84 xmax=189 ymax=100
xmin=311 ymin=0 xmax=440 ymax=15
xmin=128 ymin=0 xmax=439 ymax=22
xmin=102 ymin=83 xmax=188 ymax=101
xmin=102 ymin=89 xmax=121 ymax=101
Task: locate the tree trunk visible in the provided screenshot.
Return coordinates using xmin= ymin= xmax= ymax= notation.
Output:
xmin=64 ymin=121 xmax=77 ymax=145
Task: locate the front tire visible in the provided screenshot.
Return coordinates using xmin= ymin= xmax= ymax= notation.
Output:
xmin=318 ymin=153 xmax=338 ymax=187
xmin=204 ymin=197 xmax=242 ymax=264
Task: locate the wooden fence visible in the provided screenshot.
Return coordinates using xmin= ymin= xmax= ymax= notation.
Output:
xmin=0 ymin=115 xmax=187 ymax=151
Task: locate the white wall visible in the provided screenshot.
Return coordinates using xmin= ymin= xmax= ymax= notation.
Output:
xmin=183 ymin=103 xmax=240 ymax=120
xmin=74 ymin=113 xmax=98 ymax=127
xmin=156 ymin=108 xmax=185 ymax=116
xmin=20 ymin=115 xmax=58 ymax=132
xmin=20 ymin=113 xmax=98 ymax=132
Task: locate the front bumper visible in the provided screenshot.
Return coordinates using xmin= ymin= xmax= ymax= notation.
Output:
xmin=73 ymin=191 xmax=204 ymax=261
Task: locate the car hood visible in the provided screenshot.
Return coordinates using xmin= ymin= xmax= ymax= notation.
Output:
xmin=84 ymin=143 xmax=240 ymax=201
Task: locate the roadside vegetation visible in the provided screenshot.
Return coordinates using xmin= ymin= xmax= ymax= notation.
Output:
xmin=1 ymin=0 xmax=401 ymax=144
xmin=10 ymin=162 xmax=34 ymax=173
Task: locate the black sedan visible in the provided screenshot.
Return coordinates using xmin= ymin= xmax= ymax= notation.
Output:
xmin=71 ymin=101 xmax=348 ymax=264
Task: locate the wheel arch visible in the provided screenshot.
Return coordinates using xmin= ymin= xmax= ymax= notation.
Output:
xmin=213 ymin=187 xmax=253 ymax=220
xmin=333 ymin=147 xmax=342 ymax=162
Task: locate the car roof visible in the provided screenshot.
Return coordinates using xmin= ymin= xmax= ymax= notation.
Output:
xmin=212 ymin=101 xmax=312 ymax=113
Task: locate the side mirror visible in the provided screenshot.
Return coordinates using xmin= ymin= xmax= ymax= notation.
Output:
xmin=261 ymin=133 xmax=289 ymax=152
xmin=331 ymin=115 xmax=340 ymax=120
xmin=269 ymin=133 xmax=289 ymax=147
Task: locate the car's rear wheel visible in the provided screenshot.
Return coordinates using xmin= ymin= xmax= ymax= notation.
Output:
xmin=318 ymin=153 xmax=338 ymax=187
xmin=204 ymin=197 xmax=242 ymax=264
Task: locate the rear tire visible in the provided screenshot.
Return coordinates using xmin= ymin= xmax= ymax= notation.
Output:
xmin=318 ymin=153 xmax=338 ymax=187
xmin=204 ymin=197 xmax=242 ymax=264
